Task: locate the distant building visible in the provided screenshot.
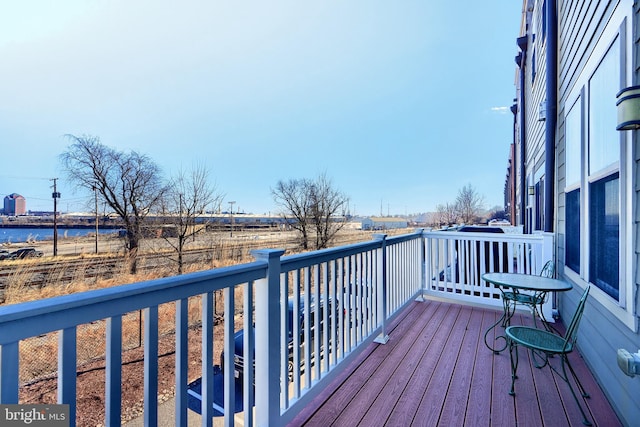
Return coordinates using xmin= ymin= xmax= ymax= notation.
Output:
xmin=361 ymin=217 xmax=408 ymax=230
xmin=4 ymin=193 xmax=26 ymax=215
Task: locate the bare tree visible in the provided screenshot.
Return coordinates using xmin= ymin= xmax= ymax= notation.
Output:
xmin=162 ymin=164 xmax=223 ymax=274
xmin=435 ymin=202 xmax=459 ymax=227
xmin=272 ymin=174 xmax=349 ymax=250
xmin=309 ymin=173 xmax=349 ymax=249
xmin=272 ymin=178 xmax=313 ymax=249
xmin=455 ymin=184 xmax=485 ymax=224
xmin=60 ymin=134 xmax=165 ymax=273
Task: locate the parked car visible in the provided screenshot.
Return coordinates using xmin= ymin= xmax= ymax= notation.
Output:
xmin=9 ymin=248 xmax=44 ymax=259
xmin=438 ymin=226 xmax=507 ymax=282
xmin=0 ymin=250 xmax=12 ymax=260
xmin=222 ymin=295 xmax=339 ymax=382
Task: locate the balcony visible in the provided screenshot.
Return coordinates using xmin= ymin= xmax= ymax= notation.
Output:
xmin=0 ymin=229 xmax=621 ymax=426
xmin=288 ymin=300 xmax=619 ymax=426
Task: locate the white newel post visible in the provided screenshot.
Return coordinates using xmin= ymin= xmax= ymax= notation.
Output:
xmin=416 ymin=228 xmax=426 ymax=302
xmin=252 ymin=249 xmax=285 ymax=427
xmin=373 ymin=234 xmax=389 ymax=344
xmin=540 ymin=232 xmax=556 ymax=321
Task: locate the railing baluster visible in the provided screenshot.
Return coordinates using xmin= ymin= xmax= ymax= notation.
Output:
xmin=58 ymin=327 xmax=77 ymax=424
xmin=292 ymin=269 xmax=301 ymax=396
xmin=329 ymin=259 xmax=338 ymax=367
xmin=337 ymin=258 xmax=345 ymax=359
xmin=200 ymin=292 xmax=213 ymax=427
xmin=241 ymin=282 xmax=251 ymax=427
xmin=303 ymin=267 xmax=311 ymax=388
xmin=313 ymin=263 xmax=321 ymax=380
xmin=321 ymin=261 xmax=329 ymax=374
xmin=143 ymin=306 xmax=158 ymax=427
xmin=174 ymin=300 xmax=187 ymax=427
xmin=0 ymin=342 xmax=19 ymax=403
xmin=106 ymin=315 xmax=122 ymax=426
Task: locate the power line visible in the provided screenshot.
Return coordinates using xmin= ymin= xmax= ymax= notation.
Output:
xmin=0 ymin=175 xmax=50 ymax=181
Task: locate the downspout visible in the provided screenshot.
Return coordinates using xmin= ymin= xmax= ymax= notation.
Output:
xmin=516 ymin=36 xmax=528 ymax=230
xmin=510 ymin=103 xmax=518 ymax=225
xmin=544 ymin=0 xmax=557 ymax=232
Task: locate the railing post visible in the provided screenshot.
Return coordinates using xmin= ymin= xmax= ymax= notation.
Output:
xmin=539 ymin=232 xmax=556 ymax=321
xmin=423 ymin=230 xmax=434 ymax=298
xmin=252 ymin=249 xmax=285 ymax=427
xmin=373 ymin=234 xmax=389 ymax=344
xmin=416 ymin=228 xmax=426 ymax=302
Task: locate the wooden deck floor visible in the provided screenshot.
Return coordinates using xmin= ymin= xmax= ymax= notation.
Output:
xmin=288 ymin=299 xmax=622 ymax=427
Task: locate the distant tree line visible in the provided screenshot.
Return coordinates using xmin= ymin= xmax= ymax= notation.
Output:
xmin=60 ymin=134 xmax=349 ymax=274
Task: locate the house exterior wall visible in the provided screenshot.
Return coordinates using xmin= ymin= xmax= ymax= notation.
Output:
xmin=513 ymin=0 xmax=550 ymax=233
xmin=513 ymin=0 xmax=640 ymax=424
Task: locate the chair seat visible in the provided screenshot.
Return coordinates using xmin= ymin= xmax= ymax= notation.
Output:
xmin=503 ymin=291 xmax=538 ymax=304
xmin=506 ymin=325 xmax=573 ymax=354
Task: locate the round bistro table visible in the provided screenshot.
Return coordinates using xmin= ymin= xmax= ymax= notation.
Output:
xmin=482 ymin=272 xmax=572 ymax=353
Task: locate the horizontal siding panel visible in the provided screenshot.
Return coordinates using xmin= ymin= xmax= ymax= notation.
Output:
xmin=559 ymin=0 xmax=617 ymax=104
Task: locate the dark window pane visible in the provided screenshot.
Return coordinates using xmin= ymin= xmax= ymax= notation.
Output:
xmin=589 ymin=173 xmax=619 ymax=300
xmin=535 ymin=179 xmax=544 ymax=231
xmin=566 ymin=189 xmax=580 ymax=273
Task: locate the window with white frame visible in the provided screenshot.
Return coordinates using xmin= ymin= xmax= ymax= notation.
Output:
xmin=564 ymin=97 xmax=581 ymax=274
xmin=564 ymin=34 xmax=622 ymax=302
xmin=587 ymin=36 xmax=621 ymax=300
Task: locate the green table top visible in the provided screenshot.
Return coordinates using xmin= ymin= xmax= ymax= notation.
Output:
xmin=482 ymin=272 xmax=572 ymax=292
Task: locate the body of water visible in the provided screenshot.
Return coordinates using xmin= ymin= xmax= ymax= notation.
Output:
xmin=0 ymin=228 xmax=121 ymax=244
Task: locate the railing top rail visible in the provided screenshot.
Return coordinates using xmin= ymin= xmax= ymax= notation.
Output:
xmin=385 ymin=229 xmax=424 ymax=245
xmin=0 ymin=260 xmax=267 ymax=344
xmin=280 ymin=240 xmax=382 ymax=272
xmin=279 ymin=230 xmax=424 ymax=273
xmin=423 ymin=230 xmax=547 ymax=243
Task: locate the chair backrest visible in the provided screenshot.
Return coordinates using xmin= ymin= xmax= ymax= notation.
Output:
xmin=563 ymin=286 xmax=590 ymax=352
xmin=540 ymin=260 xmax=555 ymax=278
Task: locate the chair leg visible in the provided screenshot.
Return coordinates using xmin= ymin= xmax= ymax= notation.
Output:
xmin=508 ymin=340 xmax=519 ymax=396
xmin=559 ymin=355 xmax=592 ymax=426
xmin=530 ymin=348 xmax=549 ymax=369
xmin=530 ymin=303 xmax=539 ymax=329
xmin=565 ymin=354 xmax=590 ymax=398
xmin=501 ymin=297 xmax=512 ymax=328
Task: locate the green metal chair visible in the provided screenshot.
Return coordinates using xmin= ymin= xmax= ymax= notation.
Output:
xmin=502 ymin=260 xmax=555 ymax=328
xmin=506 ymin=285 xmax=591 ymax=426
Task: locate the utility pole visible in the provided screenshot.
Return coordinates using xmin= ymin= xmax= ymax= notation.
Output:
xmin=93 ymin=186 xmax=99 ymax=254
xmin=228 ymin=201 xmax=236 ymax=237
xmin=51 ymin=178 xmax=61 ymax=256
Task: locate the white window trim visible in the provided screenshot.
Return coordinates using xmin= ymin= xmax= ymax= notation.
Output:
xmin=561 ymin=12 xmax=636 ymax=331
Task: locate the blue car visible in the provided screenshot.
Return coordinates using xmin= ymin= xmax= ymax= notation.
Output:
xmin=222 ymin=296 xmax=339 ymax=382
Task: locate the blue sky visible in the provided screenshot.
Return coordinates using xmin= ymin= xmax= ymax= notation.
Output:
xmin=1 ymin=1 xmax=522 ymax=216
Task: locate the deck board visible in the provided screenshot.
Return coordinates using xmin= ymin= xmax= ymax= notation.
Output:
xmin=288 ymin=299 xmax=623 ymax=427
xmin=437 ymin=308 xmax=482 ymax=426
xmin=464 ymin=309 xmax=494 ymax=427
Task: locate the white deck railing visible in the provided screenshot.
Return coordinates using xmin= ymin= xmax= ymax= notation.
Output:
xmin=423 ymin=229 xmax=554 ymax=316
xmin=0 ymin=229 xmax=551 ymax=426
